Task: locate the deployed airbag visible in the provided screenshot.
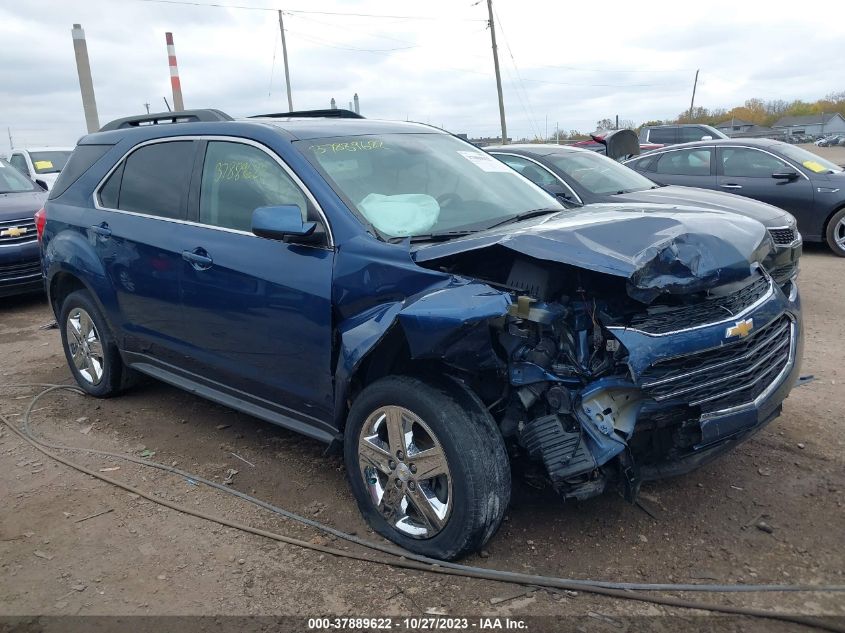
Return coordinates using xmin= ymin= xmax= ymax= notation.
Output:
xmin=359 ymin=193 xmax=440 ymax=237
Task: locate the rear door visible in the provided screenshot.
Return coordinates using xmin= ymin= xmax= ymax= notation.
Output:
xmin=91 ymin=139 xmax=195 ymax=363
xmin=176 ymin=138 xmax=335 ymax=426
xmin=649 ymin=147 xmax=716 ymax=188
xmin=715 ymin=146 xmax=813 ymax=220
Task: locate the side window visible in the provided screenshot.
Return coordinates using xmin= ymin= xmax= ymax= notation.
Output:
xmin=654 ymin=149 xmax=712 ymax=176
xmin=495 ymin=155 xmax=558 ymax=186
xmin=680 ymin=126 xmax=710 ymax=142
xmin=118 ymin=141 xmax=194 ymax=219
xmin=9 ymin=154 xmax=29 ymax=175
xmin=98 ymin=162 xmax=124 ymax=208
xmin=199 ymin=141 xmax=308 ymax=232
xmin=648 ymin=127 xmax=677 ymax=144
xmin=721 ymin=148 xmax=789 ymax=178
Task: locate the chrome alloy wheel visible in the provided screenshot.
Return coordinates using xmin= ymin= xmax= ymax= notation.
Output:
xmin=358 ymin=406 xmax=452 ymax=539
xmin=66 ymin=308 xmax=105 ymax=385
xmin=835 ymin=216 xmax=845 ymax=251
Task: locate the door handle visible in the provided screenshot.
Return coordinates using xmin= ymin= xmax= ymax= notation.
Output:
xmin=720 ymin=183 xmax=743 ymax=190
xmin=90 ymin=223 xmax=112 ymax=238
xmin=182 ymin=248 xmax=213 ymax=270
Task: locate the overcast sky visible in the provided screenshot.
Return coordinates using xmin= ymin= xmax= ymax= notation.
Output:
xmin=1 ymin=0 xmax=844 ymax=153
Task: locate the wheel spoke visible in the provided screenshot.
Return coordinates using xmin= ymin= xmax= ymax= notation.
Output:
xmin=72 ymin=346 xmax=86 ymax=370
xmin=384 ymin=407 xmax=409 ymax=458
xmin=409 ymin=446 xmax=448 ymax=480
xmin=79 ymin=311 xmax=94 ymax=338
xmin=406 ymin=483 xmax=447 ymax=533
xmin=359 ymin=437 xmax=393 ymax=475
xmin=87 ymin=337 xmax=104 ymax=360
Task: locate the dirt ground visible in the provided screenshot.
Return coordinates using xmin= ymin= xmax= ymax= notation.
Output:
xmin=1 ymin=247 xmax=843 ymax=630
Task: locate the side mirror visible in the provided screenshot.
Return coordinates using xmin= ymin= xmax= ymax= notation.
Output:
xmin=772 ymin=171 xmax=799 ymax=181
xmin=701 ymin=135 xmax=713 ymax=141
xmin=251 ymin=205 xmax=317 ymax=241
xmin=35 ymin=179 xmax=49 ymax=190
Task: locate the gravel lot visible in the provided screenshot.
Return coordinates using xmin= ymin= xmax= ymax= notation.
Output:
xmin=1 ymin=250 xmax=844 ymax=629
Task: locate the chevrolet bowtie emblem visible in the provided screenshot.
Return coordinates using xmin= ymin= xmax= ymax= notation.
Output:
xmin=726 ymin=318 xmax=754 ymax=339
xmin=0 ymin=226 xmax=27 ymax=238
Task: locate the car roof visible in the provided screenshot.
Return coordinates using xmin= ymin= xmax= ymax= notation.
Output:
xmin=249 ymin=117 xmax=441 ymax=140
xmin=486 ymin=143 xmax=590 ymax=157
xmin=15 ymin=147 xmax=74 ymax=153
xmin=639 ymin=137 xmax=782 ymax=152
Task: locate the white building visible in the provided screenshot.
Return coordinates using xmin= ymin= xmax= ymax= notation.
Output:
xmin=772 ymin=113 xmax=845 ymax=137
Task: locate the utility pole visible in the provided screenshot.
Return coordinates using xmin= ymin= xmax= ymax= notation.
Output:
xmin=688 ymin=69 xmax=699 ymax=121
xmin=143 ymin=102 xmax=150 ymax=114
xmin=486 ymin=0 xmax=507 ymax=144
xmin=7 ymin=127 xmax=13 ymax=150
xmin=71 ymin=24 xmax=100 ymax=133
xmin=163 ymin=96 xmax=172 ymax=112
xmin=278 ymin=10 xmax=293 ymax=112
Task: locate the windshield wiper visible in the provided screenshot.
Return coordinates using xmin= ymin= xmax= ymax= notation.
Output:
xmin=484 ymin=207 xmax=562 ymax=230
xmin=408 ymin=230 xmax=475 ymax=243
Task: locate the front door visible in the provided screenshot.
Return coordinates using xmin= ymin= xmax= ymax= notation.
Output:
xmin=177 ymin=139 xmax=335 ymax=427
xmin=716 ymin=146 xmax=814 ymax=224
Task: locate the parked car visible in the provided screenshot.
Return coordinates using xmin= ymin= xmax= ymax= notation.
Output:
xmin=487 ymin=143 xmax=801 ymax=285
xmin=40 ymin=109 xmax=802 ymax=559
xmin=0 ymin=159 xmax=47 ymax=297
xmin=624 ymin=138 xmax=845 ymax=256
xmin=8 ymin=147 xmax=74 ymax=191
xmin=638 ymin=124 xmax=728 ymax=146
xmin=817 ymin=135 xmax=844 ymax=148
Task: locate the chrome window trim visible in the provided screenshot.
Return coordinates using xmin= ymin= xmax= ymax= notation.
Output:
xmin=717 ymin=145 xmax=810 ymax=181
xmin=488 ymin=151 xmax=583 ymax=204
xmin=0 ymin=239 xmax=37 ymax=248
xmin=607 ymin=276 xmax=776 ymax=338
xmin=91 ymin=135 xmax=335 ymax=248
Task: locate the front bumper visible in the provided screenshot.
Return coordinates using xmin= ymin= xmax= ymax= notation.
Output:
xmin=0 ymin=240 xmax=43 ymax=298
xmin=609 ymin=277 xmax=802 ymax=481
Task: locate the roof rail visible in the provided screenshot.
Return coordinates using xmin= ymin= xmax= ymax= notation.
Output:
xmin=99 ymin=109 xmax=234 ymax=132
xmin=249 ymin=109 xmax=364 ymax=120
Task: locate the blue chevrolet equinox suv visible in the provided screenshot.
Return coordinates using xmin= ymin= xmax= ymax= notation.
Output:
xmin=40 ymin=109 xmax=803 ymax=559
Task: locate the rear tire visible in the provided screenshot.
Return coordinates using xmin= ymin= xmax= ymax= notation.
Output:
xmin=344 ymin=375 xmax=510 ymax=560
xmin=826 ymin=208 xmax=845 ymax=257
xmin=59 ymin=290 xmax=129 ymax=397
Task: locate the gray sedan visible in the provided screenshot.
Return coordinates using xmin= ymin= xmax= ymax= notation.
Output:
xmin=623 ymin=138 xmax=845 ymax=256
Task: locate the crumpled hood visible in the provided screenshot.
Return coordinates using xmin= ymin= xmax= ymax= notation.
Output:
xmin=612 ymin=186 xmax=787 ymax=224
xmin=412 ymin=204 xmax=773 ymax=303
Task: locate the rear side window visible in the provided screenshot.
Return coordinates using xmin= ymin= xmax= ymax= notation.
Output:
xmin=654 ymin=149 xmax=712 ymax=176
xmin=49 ymin=145 xmax=112 ymax=199
xmin=9 ymin=154 xmax=29 ymax=175
xmin=679 ymin=126 xmax=711 ymax=142
xmin=115 ymin=141 xmax=194 ymax=219
xmin=647 ymin=127 xmax=676 ymax=144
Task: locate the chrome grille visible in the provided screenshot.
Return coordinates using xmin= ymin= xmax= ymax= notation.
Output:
xmin=640 ymin=315 xmax=793 ymax=412
xmin=768 ymin=227 xmax=796 ymax=245
xmin=0 ymin=217 xmax=37 ymax=246
xmin=628 ymin=275 xmax=770 ymax=335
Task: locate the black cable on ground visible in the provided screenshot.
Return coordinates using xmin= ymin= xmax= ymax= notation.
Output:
xmin=2 ymin=384 xmax=844 ymax=633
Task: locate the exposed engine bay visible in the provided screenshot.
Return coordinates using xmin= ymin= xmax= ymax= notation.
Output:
xmin=420 ymin=247 xmax=785 ymax=502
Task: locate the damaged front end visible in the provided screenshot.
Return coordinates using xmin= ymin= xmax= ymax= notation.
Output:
xmin=401 ymin=207 xmax=803 ymax=503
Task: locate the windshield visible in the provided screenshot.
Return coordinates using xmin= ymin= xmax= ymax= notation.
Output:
xmin=29 ymin=151 xmax=72 ymax=174
xmin=777 ymin=144 xmax=842 ymax=174
xmin=296 ymin=133 xmax=561 ymax=238
xmin=547 ymin=150 xmax=657 ymax=195
xmin=0 ymin=160 xmax=37 ymax=193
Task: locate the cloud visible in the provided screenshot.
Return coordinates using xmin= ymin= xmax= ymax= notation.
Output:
xmin=1 ymin=0 xmax=844 ymax=153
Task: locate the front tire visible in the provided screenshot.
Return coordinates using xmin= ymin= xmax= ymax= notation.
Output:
xmin=59 ymin=290 xmax=128 ymax=397
xmin=826 ymin=208 xmax=845 ymax=257
xmin=344 ymin=375 xmax=510 ymax=560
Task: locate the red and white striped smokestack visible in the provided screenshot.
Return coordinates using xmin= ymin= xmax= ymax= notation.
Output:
xmin=165 ymin=32 xmax=185 ymax=111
